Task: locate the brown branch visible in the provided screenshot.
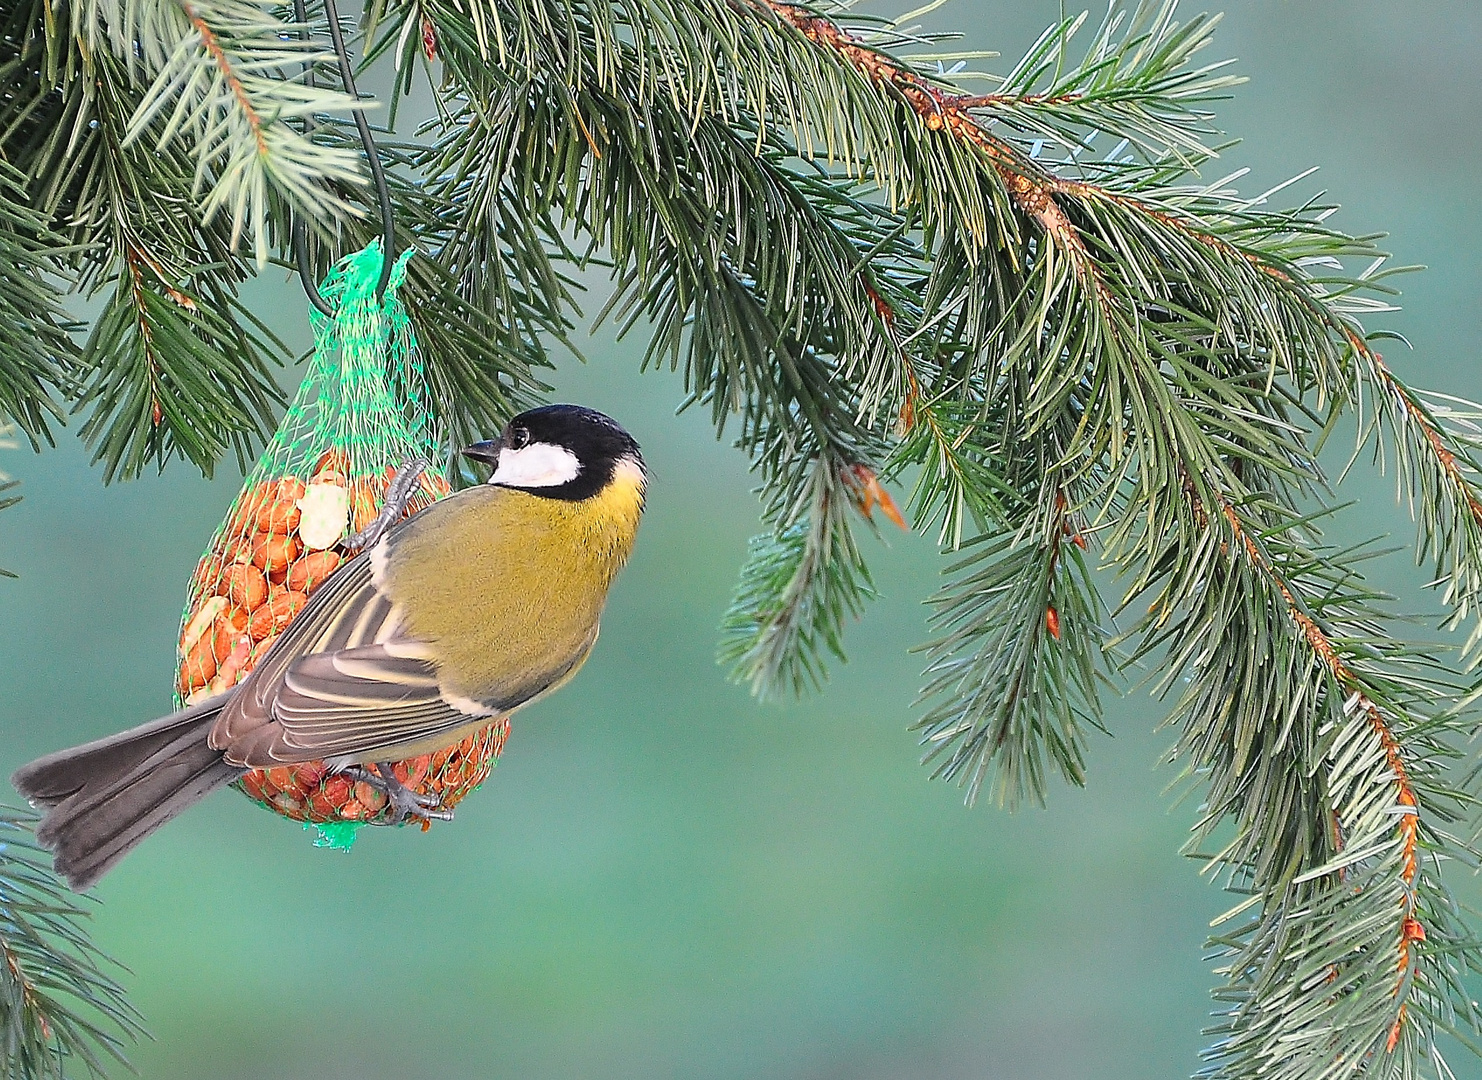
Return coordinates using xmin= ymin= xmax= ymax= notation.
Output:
xmin=121 ymin=237 xmax=196 ymax=428
xmin=1347 ymin=328 xmax=1482 ymax=535
xmin=122 ymin=243 xmax=163 ymax=429
xmin=182 ymin=1 xmax=268 ymax=156
xmin=1 ymin=938 xmax=53 ymax=1043
xmin=761 ymin=2 xmax=1088 ymax=259
xmin=953 ymin=91 xmax=1089 ymax=108
xmin=1211 ymin=494 xmax=1421 ymax=1054
xmin=756 ymin=1 xmax=1298 ymax=291
xmin=757 ymin=0 xmax=1347 ymax=342
xmin=1054 ymin=177 xmax=1294 ymax=282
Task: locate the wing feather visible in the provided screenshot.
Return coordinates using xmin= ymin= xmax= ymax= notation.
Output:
xmin=227 ymin=646 xmax=488 ymax=765
xmin=208 ymin=486 xmax=611 ymax=768
xmin=211 ymin=549 xmax=407 ymax=749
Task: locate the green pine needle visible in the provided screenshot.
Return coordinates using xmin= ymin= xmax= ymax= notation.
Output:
xmin=5 ymin=0 xmax=1482 ymax=1075
xmin=0 ymin=808 xmax=144 ymax=1079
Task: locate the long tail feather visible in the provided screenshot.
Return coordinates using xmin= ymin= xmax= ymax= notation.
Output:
xmin=13 ymin=698 xmax=245 ymax=890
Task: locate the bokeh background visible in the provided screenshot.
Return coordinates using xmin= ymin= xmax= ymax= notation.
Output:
xmin=3 ymin=2 xmax=1481 ymax=1077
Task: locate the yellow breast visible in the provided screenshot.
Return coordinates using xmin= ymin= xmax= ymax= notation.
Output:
xmin=383 ymin=464 xmax=646 ymax=708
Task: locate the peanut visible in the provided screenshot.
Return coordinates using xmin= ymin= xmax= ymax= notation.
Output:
xmin=177 ymin=632 xmax=218 ymax=694
xmin=247 ymin=589 xmax=308 ymax=640
xmin=287 ymin=550 xmax=342 ymax=594
xmin=251 ymin=533 xmax=302 ymax=574
xmin=180 ymin=595 xmax=228 ymax=655
xmin=206 ymin=632 xmax=252 ymax=694
xmin=246 ymin=633 xmax=278 ymax=669
xmin=314 ymin=449 xmax=350 ymax=481
xmin=296 ymin=483 xmax=350 ymax=550
xmin=192 ymin=555 xmax=224 ymax=594
xmin=253 ymin=497 xmax=302 ymax=534
xmin=221 ymin=564 xmax=268 ymax=611
xmin=349 ymin=478 xmax=384 ymax=534
xmin=228 ymin=482 xmax=275 ymax=535
xmin=210 ymin=615 xmax=247 ymax=664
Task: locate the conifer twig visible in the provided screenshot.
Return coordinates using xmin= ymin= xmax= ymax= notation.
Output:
xmin=5 ymin=1 xmax=1482 ymax=1075
xmin=0 ymin=807 xmax=143 ymax=1078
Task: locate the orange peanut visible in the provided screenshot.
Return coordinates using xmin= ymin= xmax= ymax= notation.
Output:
xmin=253 ymin=497 xmax=302 ymax=534
xmin=287 ymin=550 xmax=342 ymax=594
xmin=228 ymin=482 xmax=274 ymax=534
xmin=247 ymin=633 xmax=278 ymax=668
xmin=251 ymin=533 xmax=302 ymax=574
xmin=210 ymin=614 xmax=249 ymax=663
xmin=192 ymin=555 xmax=224 ymax=593
xmin=349 ymin=478 xmax=383 ymax=534
xmin=247 ymin=589 xmax=308 ymax=640
xmin=220 ymin=564 xmax=268 ymax=611
xmin=178 ymin=632 xmax=218 ymax=694
xmin=314 ymin=450 xmax=350 ymax=480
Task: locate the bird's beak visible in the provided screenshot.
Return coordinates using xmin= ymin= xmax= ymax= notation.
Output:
xmin=461 ymin=440 xmax=502 ymax=467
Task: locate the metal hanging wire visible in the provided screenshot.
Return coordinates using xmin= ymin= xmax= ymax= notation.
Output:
xmin=291 ymin=0 xmax=398 ymax=313
xmin=292 ymin=0 xmax=333 ymax=318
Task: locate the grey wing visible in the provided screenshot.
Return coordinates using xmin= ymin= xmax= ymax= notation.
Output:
xmin=210 ymin=546 xmax=496 ymax=767
xmin=211 ymin=549 xmax=386 ymax=751
xmin=224 ymin=645 xmax=493 ymax=766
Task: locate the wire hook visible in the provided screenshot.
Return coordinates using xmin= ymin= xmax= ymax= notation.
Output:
xmin=321 ymin=0 xmax=398 ymax=304
xmin=293 ymin=0 xmax=399 ymax=310
xmin=292 ymin=0 xmax=334 ymax=317
xmin=293 ymin=218 xmax=334 ymax=317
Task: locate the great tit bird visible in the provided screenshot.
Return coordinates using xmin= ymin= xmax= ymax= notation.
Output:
xmin=13 ymin=404 xmax=646 ymax=890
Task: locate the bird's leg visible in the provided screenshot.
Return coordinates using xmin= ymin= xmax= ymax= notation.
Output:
xmin=372 ymin=763 xmax=454 ymax=824
xmin=340 ymin=763 xmax=454 ymax=825
xmin=340 ymin=456 xmax=429 ymax=555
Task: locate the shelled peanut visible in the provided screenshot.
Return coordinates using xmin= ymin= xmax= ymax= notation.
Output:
xmin=175 ymin=453 xmax=504 ymax=829
xmin=236 ymin=719 xmax=510 ymax=827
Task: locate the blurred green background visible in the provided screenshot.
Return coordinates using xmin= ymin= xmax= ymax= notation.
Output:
xmin=3 ymin=2 xmax=1481 ymax=1077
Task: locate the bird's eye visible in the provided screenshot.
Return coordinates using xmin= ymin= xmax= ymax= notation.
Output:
xmin=508 ymin=426 xmax=530 ymax=450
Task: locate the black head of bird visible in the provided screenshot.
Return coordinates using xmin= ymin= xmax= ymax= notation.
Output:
xmin=14 ymin=404 xmax=646 ymax=889
xmin=463 ymin=403 xmax=646 ymax=502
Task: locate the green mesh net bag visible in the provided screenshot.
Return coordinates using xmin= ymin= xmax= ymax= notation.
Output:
xmin=173 ymin=242 xmax=509 ymax=848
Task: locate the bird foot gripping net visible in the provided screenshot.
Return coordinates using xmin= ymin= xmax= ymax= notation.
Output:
xmin=172 ymin=242 xmax=508 ymax=847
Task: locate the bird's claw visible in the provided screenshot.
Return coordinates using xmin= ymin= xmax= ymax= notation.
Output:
xmin=342 ymin=762 xmax=454 ymax=826
xmin=341 ymin=457 xmax=429 ymax=555
xmin=383 ymin=783 xmax=455 ymax=826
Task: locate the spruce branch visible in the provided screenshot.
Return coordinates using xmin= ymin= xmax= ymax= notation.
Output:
xmin=0 ymin=166 xmax=71 ymax=448
xmin=1 ymin=24 xmax=294 ymax=479
xmin=719 ymin=453 xmax=880 ymax=698
xmin=73 ymin=240 xmax=285 ymax=481
xmin=1346 ymin=336 xmax=1482 ymax=665
xmin=755 ymin=0 xmax=1482 ymax=671
xmin=0 ymin=807 xmax=143 ymax=1079
xmin=915 ymin=491 xmax=1107 ymax=808
xmin=87 ymin=0 xmax=367 ymax=264
xmin=941 ymin=5 xmax=1241 ymax=165
xmin=1141 ymin=489 xmax=1482 ymax=1079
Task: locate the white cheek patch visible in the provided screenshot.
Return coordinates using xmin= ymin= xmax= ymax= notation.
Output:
xmin=613 ymin=454 xmax=646 ymax=490
xmin=489 ymin=442 xmax=581 ymax=488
